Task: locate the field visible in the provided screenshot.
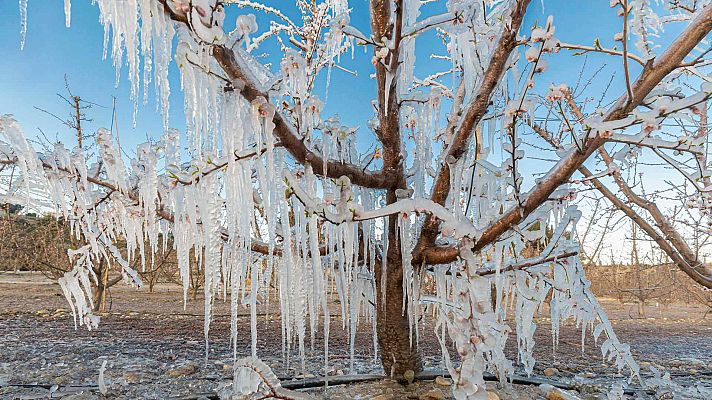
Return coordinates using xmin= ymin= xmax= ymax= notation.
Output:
xmin=1 ymin=272 xmax=710 ymax=399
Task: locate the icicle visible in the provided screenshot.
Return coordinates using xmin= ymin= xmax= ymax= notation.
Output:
xmin=64 ymin=0 xmax=71 ymax=27
xmin=196 ymin=173 xmax=223 ymax=360
xmin=398 ymin=0 xmax=420 ymax=92
xmin=98 ymin=360 xmax=108 ymax=395
xmin=250 ymin=259 xmax=259 ymax=357
xmin=58 ymin=264 xmax=100 ymax=331
xmin=19 ymin=0 xmax=28 ymax=50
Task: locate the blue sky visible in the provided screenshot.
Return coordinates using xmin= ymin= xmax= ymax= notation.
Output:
xmin=0 ymin=1 xmax=178 ymax=152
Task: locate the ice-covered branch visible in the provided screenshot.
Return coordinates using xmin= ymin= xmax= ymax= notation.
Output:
xmin=607 ymin=132 xmax=705 ymax=154
xmin=470 ymin=4 xmax=712 ymax=255
xmin=415 ymin=0 xmax=532 ymax=262
xmin=0 ymin=150 xmax=275 ymax=256
xmin=159 ymin=1 xmax=395 ymax=190
xmin=224 ymin=0 xmax=299 ymax=31
xmin=558 ymin=41 xmax=646 ymax=66
xmin=426 ymin=250 xmax=580 ymax=276
xmin=285 ymin=170 xmax=479 ymax=238
xmin=585 ymin=88 xmax=712 ymax=137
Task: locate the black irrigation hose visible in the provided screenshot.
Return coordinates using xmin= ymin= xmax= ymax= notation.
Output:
xmin=166 ymin=371 xmax=584 ymax=400
xmin=10 ymin=368 xmax=710 ymax=399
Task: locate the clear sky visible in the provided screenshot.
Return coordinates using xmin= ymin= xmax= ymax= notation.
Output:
xmin=0 ymin=1 xmax=700 ymax=261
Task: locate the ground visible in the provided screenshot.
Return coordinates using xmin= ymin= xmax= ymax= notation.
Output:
xmin=0 ymin=272 xmax=710 ymax=399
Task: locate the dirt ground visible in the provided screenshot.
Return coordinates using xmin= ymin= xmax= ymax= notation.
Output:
xmin=0 ymin=272 xmax=710 ymax=399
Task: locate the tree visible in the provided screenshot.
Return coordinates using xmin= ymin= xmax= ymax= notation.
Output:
xmin=3 ymin=1 xmax=712 ymax=398
xmin=0 ymin=209 xmax=128 ymax=312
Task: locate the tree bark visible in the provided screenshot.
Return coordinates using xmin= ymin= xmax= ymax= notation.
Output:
xmin=375 ymin=202 xmax=422 ymax=376
xmin=375 ymin=255 xmax=422 ymax=377
xmin=92 ymin=260 xmax=121 ymax=312
xmin=92 ymin=282 xmax=106 ymax=312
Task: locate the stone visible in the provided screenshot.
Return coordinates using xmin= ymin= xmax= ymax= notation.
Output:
xmin=373 ymin=395 xmax=394 ymax=400
xmin=61 ymin=393 xmax=98 ymax=400
xmin=419 ymin=389 xmax=445 ymax=400
xmin=543 ymin=367 xmax=559 ymax=377
xmin=122 ymin=372 xmax=141 ymax=383
xmin=166 ymin=363 xmax=198 ymax=377
xmin=540 ymin=384 xmax=583 ymax=400
xmin=435 ymin=376 xmax=452 ymax=386
xmin=53 ymin=375 xmax=71 ymax=385
xmin=404 ymin=369 xmax=415 ymax=384
xmin=546 ymin=391 xmax=576 ymax=400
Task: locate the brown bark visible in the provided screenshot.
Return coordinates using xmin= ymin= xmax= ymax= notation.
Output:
xmin=92 ymin=260 xmax=121 ymax=312
xmin=375 ymin=252 xmax=422 ymax=376
xmin=368 ymin=0 xmax=420 ymax=374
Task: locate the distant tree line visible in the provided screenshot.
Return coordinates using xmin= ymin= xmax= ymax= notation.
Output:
xmin=0 ymin=204 xmax=204 ymax=310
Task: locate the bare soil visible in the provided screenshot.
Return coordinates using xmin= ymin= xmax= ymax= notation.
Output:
xmin=0 ymin=272 xmax=710 ymax=399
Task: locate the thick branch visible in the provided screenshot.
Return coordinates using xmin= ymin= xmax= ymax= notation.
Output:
xmin=212 ymin=46 xmax=394 ymax=188
xmin=370 ymin=0 xmax=407 ymax=188
xmin=581 ymin=164 xmax=712 ymax=288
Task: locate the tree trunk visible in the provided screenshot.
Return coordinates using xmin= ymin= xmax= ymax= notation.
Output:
xmin=637 ymin=299 xmax=645 ymax=318
xmin=92 ymin=261 xmax=108 ymax=313
xmin=375 ymin=246 xmax=423 ymax=377
xmin=92 ymin=260 xmax=120 ymax=312
xmin=93 ymin=282 xmax=106 ymax=312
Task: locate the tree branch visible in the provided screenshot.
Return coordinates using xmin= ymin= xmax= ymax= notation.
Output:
xmin=414 ymin=0 xmax=532 ymax=263
xmin=418 ymin=5 xmax=712 ymax=266
xmin=159 ymin=1 xmax=395 ymax=189
xmin=469 ymin=4 xmax=712 ymax=255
